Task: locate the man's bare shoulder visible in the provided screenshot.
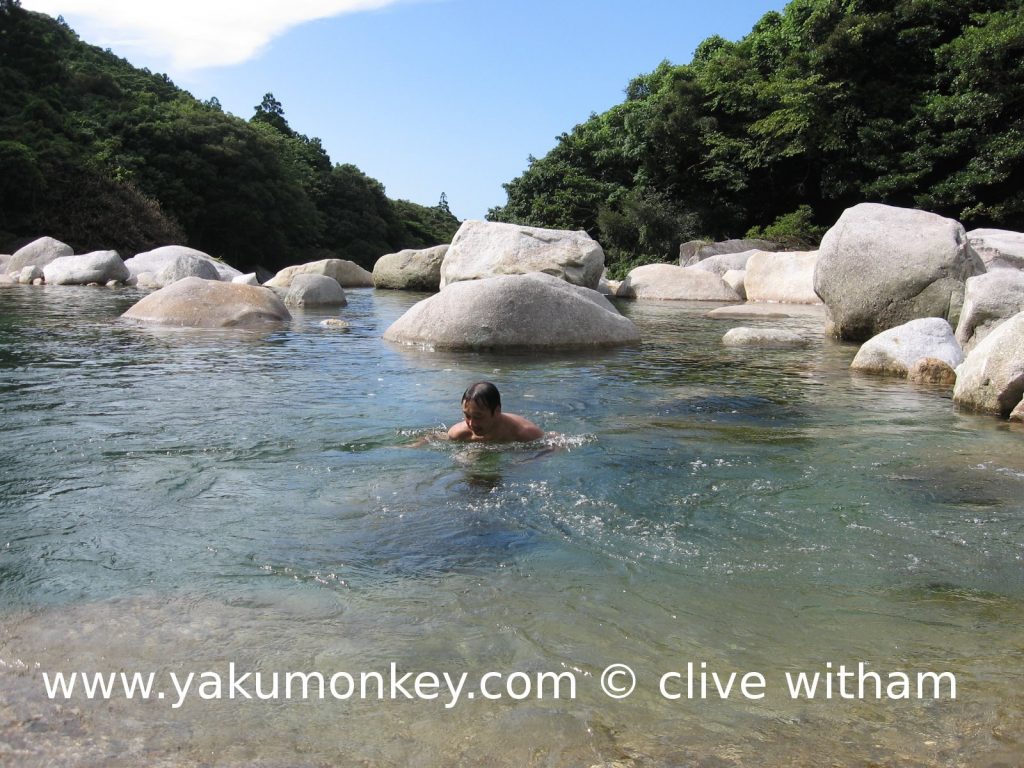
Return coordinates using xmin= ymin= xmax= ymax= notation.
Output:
xmin=506 ymin=413 xmax=544 ymax=441
xmin=447 ymin=422 xmax=473 ymax=441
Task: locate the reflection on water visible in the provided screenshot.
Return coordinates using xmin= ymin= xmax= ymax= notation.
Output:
xmin=0 ymin=286 xmax=1022 ymax=766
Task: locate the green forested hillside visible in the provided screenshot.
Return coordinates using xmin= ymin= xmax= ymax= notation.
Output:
xmin=0 ymin=1 xmax=458 ymax=271
xmin=489 ymin=0 xmax=1024 ymax=277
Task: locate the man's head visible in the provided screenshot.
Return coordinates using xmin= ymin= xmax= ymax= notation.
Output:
xmin=462 ymin=381 xmax=501 ymax=413
xmin=461 ymin=381 xmax=501 ymax=438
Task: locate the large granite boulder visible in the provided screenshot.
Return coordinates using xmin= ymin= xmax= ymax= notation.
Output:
xmin=953 ymin=311 xmax=1024 ymax=418
xmin=43 ymin=251 xmax=129 ymax=285
xmin=744 ymin=250 xmax=821 ymax=304
xmin=372 ymin=245 xmax=447 ymax=291
xmin=814 ymin=203 xmax=984 ymax=341
xmin=125 ymin=246 xmax=233 ymax=282
xmin=439 ymin=220 xmax=604 ymax=290
xmin=954 ymin=270 xmax=1024 ymax=353
xmin=266 ymin=258 xmax=373 ymax=289
xmin=121 ymin=277 xmax=291 ymax=327
xmin=383 ymin=271 xmax=639 ymax=350
xmin=966 ymin=229 xmax=1024 ymax=271
xmin=0 ymin=254 xmax=11 ymax=275
xmin=9 ymin=237 xmax=73 ymax=273
xmin=679 ymin=238 xmax=777 ymax=267
xmin=851 ymin=318 xmax=963 ymax=378
xmin=618 ymin=263 xmax=741 ymax=301
xmin=284 ymin=274 xmax=347 ymax=307
xmin=685 ymin=250 xmax=757 ymax=276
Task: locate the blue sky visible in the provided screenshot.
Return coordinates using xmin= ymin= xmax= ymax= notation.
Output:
xmin=22 ymin=0 xmax=787 ymax=220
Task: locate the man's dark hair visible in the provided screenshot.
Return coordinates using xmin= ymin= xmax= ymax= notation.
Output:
xmin=462 ymin=381 xmax=501 ymax=414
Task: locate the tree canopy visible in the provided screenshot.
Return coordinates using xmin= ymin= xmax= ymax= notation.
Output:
xmin=489 ymin=0 xmax=1024 ymax=277
xmin=0 ymin=6 xmax=459 ymax=271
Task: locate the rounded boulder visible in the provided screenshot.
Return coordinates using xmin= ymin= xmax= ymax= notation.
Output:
xmin=383 ymin=272 xmax=639 ymax=350
xmin=121 ymin=277 xmax=291 ymax=327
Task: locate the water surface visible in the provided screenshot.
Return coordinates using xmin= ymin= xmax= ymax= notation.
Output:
xmin=1 ymin=285 xmax=1021 ymax=766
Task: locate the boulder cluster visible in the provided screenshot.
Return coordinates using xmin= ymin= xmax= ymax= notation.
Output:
xmin=4 ymin=205 xmax=1023 ymax=423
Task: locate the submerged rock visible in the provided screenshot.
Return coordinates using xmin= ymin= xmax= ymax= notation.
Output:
xmin=121 ymin=276 xmax=291 ymax=327
xmin=619 ymin=263 xmax=741 ymax=301
xmin=722 ymin=327 xmax=808 ymax=348
xmin=440 ymin=220 xmax=604 ymax=290
xmin=383 ymin=271 xmax=639 ymax=350
xmin=815 ymin=203 xmax=984 ymax=340
xmin=851 ymin=318 xmax=963 ymax=378
xmin=373 ymin=245 xmax=447 ymax=291
xmin=953 ymin=311 xmax=1024 ymax=418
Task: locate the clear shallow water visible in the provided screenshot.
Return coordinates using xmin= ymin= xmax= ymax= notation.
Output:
xmin=0 ymin=285 xmax=1022 ymax=767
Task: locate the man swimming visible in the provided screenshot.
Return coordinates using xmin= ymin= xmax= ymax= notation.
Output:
xmin=447 ymin=381 xmax=543 ymax=443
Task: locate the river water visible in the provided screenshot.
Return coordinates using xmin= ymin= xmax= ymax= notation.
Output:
xmin=0 ymin=285 xmax=1021 ymax=767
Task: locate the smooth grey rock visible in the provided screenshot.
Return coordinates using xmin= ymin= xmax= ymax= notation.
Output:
xmin=953 ymin=311 xmax=1024 ymax=418
xmin=43 ymin=251 xmax=129 ymax=285
xmin=686 ymin=250 xmax=757 ymax=276
xmin=0 ymin=254 xmax=10 ymax=274
xmin=10 ymin=237 xmax=73 ymax=273
xmin=440 ymin=220 xmax=604 ymax=290
xmin=619 ymin=263 xmax=741 ymax=301
xmin=851 ymin=318 xmax=963 ymax=378
xmin=966 ymin=228 xmax=1024 ymax=271
xmin=18 ymin=265 xmax=43 ymax=285
xmin=815 ymin=203 xmax=984 ymax=340
xmin=372 ymin=245 xmax=447 ymax=291
xmin=744 ymin=250 xmax=821 ymax=304
xmin=954 ymin=270 xmax=1024 ymax=353
xmin=722 ymin=269 xmax=746 ymax=300
xmin=284 ymin=273 xmax=347 ymax=307
xmin=0 ymin=273 xmax=15 ymax=285
xmin=121 ymin=276 xmax=291 ymax=327
xmin=722 ymin=327 xmax=808 ymax=347
xmin=153 ymin=253 xmax=220 ymax=287
xmin=679 ymin=238 xmax=777 ymax=267
xmin=125 ymin=246 xmax=232 ymax=282
xmin=232 ymin=273 xmax=260 ymax=285
xmin=383 ymin=271 xmax=639 ymax=350
xmin=266 ymin=258 xmax=373 ymax=289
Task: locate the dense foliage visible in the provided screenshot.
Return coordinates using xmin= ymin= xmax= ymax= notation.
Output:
xmin=0 ymin=2 xmax=459 ymax=271
xmin=489 ymin=0 xmax=1024 ymax=277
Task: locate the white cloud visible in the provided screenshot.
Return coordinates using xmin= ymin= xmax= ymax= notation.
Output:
xmin=21 ymin=0 xmax=403 ymax=71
